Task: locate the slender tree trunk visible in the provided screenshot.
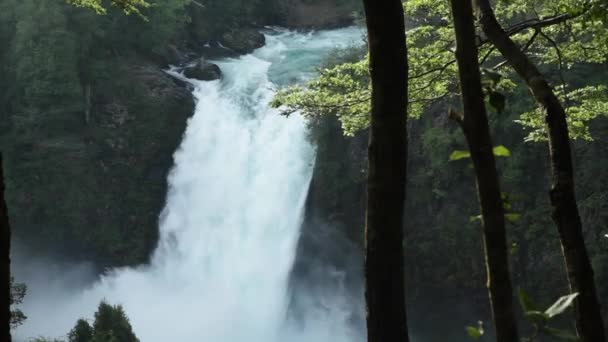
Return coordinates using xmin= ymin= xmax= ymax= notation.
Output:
xmin=362 ymin=1 xmax=410 ymax=342
xmin=84 ymin=83 xmax=92 ymax=125
xmin=473 ymin=1 xmax=606 ymax=340
xmin=0 ymin=153 xmax=11 ymax=342
xmin=448 ymin=2 xmax=519 ymax=341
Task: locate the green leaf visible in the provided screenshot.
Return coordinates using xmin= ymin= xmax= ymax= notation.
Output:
xmin=519 ymin=288 xmax=539 ymax=313
xmin=524 ymin=310 xmax=550 ymax=324
xmin=545 ymin=293 xmax=579 ymax=318
xmin=493 ymin=145 xmax=511 ymax=157
xmin=541 ymin=326 xmax=581 ymax=341
xmin=505 ymin=213 xmax=521 ymax=223
xmin=510 ymin=242 xmax=519 ymax=255
xmin=450 ymin=150 xmax=471 ymax=161
xmin=489 ymin=91 xmax=506 ymax=113
xmin=466 ymin=326 xmax=483 ymax=340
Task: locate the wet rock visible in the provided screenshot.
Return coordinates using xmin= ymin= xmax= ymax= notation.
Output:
xmin=183 ymin=58 xmax=222 ymax=81
xmin=200 ymin=42 xmax=240 ymax=59
xmin=220 ymin=28 xmax=266 ymax=54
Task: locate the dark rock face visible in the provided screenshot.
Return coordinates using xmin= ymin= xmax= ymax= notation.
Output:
xmin=199 ymin=44 xmax=240 ymax=60
xmin=287 ymin=115 xmax=367 ymax=330
xmin=277 ymin=0 xmax=359 ymax=29
xmin=153 ymin=44 xmax=196 ymax=68
xmin=183 ymin=58 xmax=222 ymax=81
xmin=5 ymin=61 xmax=194 ymax=268
xmin=220 ymin=28 xmax=266 ymax=54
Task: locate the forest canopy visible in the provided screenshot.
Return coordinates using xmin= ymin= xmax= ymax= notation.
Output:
xmin=66 ymin=0 xmax=150 ymax=15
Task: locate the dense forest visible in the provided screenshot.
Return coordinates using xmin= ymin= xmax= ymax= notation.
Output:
xmin=0 ymin=0 xmax=607 ymax=341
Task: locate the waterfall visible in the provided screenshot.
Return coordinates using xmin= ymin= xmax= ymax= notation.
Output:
xmin=14 ymin=27 xmax=364 ymax=342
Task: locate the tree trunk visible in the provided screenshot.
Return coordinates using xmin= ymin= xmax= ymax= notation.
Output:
xmin=0 ymin=153 xmax=11 ymax=342
xmin=84 ymin=83 xmax=92 ymax=125
xmin=448 ymin=1 xmax=519 ymax=341
xmin=361 ymin=1 xmax=410 ymax=342
xmin=473 ymin=1 xmax=606 ymax=341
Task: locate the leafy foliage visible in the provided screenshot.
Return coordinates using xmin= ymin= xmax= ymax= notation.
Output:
xmin=69 ymin=319 xmax=94 ymax=342
xmin=465 ymin=321 xmax=485 ymax=340
xmin=517 ymin=85 xmax=608 ymax=141
xmin=66 ymin=0 xmax=150 ymax=16
xmin=67 ymin=301 xmax=139 ymax=342
xmin=448 ymin=145 xmax=511 ymax=161
xmin=272 ymin=0 xmax=608 ymax=141
xmin=518 ymin=290 xmax=581 ymax=341
xmin=27 ymin=302 xmax=139 ymax=342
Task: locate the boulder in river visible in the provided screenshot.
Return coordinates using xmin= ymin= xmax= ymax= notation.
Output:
xmin=183 ymin=58 xmax=223 ymax=81
xmin=220 ymin=28 xmax=266 ymax=54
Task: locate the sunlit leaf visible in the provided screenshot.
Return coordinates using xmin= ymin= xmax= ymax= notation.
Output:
xmin=505 ymin=213 xmax=521 ymax=223
xmin=470 ymin=215 xmax=482 ymax=222
xmin=450 ymin=150 xmax=471 ymax=161
xmin=510 ymin=242 xmax=520 ymax=255
xmin=545 ymin=293 xmax=579 ymax=318
xmin=493 ymin=145 xmax=511 ymax=157
xmin=524 ymin=310 xmax=550 ymax=323
xmin=519 ymin=288 xmax=539 ymax=313
xmin=466 ymin=326 xmax=483 ymax=340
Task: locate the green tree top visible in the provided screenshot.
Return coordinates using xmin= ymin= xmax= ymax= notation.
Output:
xmin=66 ymin=0 xmax=150 ymax=16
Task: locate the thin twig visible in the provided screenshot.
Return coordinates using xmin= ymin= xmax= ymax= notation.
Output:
xmin=539 ymin=30 xmax=570 ymax=108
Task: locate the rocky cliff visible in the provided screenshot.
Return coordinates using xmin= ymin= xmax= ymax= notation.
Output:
xmin=5 ymin=62 xmax=194 ymax=268
xmin=277 ymin=0 xmax=360 ymax=29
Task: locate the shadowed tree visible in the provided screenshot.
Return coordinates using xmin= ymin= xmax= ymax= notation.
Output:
xmin=448 ymin=1 xmax=519 ymax=341
xmin=92 ymin=301 xmax=139 ymax=342
xmin=69 ymin=319 xmax=93 ymax=342
xmin=361 ymin=1 xmax=410 ymax=342
xmin=473 ymin=1 xmax=606 ymax=340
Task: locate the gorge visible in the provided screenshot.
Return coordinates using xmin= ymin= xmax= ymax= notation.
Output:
xmin=3 ymin=1 xmax=607 ymax=341
xmin=13 ymin=27 xmax=366 ymax=342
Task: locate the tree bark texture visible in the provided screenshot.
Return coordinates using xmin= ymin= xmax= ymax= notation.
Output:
xmin=449 ymin=1 xmax=519 ymax=341
xmin=362 ymin=1 xmax=410 ymax=342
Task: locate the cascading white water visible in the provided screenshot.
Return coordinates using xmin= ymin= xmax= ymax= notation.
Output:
xmin=14 ymin=27 xmax=364 ymax=342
